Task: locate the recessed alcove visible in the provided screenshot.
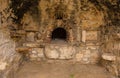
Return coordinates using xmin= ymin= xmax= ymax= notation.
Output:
xmin=51 ymin=27 xmax=67 ymax=41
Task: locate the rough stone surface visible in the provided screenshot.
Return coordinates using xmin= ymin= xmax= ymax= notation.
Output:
xmin=1 ymin=0 xmax=120 ymax=78
xmin=23 ymin=42 xmax=40 ymax=47
xmin=0 ymin=29 xmax=23 ymax=78
xmin=45 ymin=44 xmax=76 ymax=59
xmin=26 ymin=32 xmax=35 ymax=42
xmin=0 ymin=62 xmax=7 ymax=71
xmin=28 ymin=48 xmax=44 ymax=61
xmin=102 ymin=53 xmax=116 ymax=61
xmin=101 ymin=26 xmax=120 ymax=77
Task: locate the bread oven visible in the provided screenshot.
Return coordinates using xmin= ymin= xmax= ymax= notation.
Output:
xmin=21 ymin=0 xmax=102 ymax=64
xmin=51 ymin=27 xmax=67 ymax=41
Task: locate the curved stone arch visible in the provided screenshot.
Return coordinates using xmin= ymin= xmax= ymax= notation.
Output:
xmin=45 ymin=25 xmax=74 ymax=43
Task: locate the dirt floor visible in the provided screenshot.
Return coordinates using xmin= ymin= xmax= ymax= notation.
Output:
xmin=15 ymin=61 xmax=114 ymax=78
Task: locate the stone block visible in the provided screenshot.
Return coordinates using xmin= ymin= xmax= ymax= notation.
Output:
xmin=16 ymin=47 xmax=30 ymax=53
xmin=102 ymin=53 xmax=116 ymax=61
xmin=86 ymin=31 xmax=98 ymax=41
xmin=26 ymin=32 xmax=35 ymax=42
xmin=32 ymin=48 xmax=44 ymax=58
xmin=75 ymin=53 xmax=84 ymax=61
xmin=31 ymin=50 xmax=37 ymax=54
xmin=59 ymin=46 xmax=76 ymax=59
xmin=23 ymin=42 xmax=40 ymax=47
xmin=45 ymin=45 xmax=76 ymax=59
xmin=82 ymin=30 xmax=86 ymax=42
xmin=30 ymin=54 xmax=38 ymax=58
xmin=45 ymin=49 xmax=59 ymax=59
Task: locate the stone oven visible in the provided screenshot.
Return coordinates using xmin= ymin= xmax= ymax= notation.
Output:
xmin=44 ymin=20 xmax=74 ymax=43
xmin=18 ymin=0 xmax=104 ymax=64
xmin=51 ymin=27 xmax=67 ymax=41
xmin=1 ymin=0 xmax=120 ymax=78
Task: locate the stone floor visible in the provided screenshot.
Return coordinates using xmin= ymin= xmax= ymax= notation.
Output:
xmin=15 ymin=61 xmax=114 ymax=78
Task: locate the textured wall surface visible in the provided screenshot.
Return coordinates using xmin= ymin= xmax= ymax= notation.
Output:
xmin=18 ymin=0 xmax=104 ymax=64
xmin=0 ymin=0 xmax=23 ymax=78
xmin=0 ymin=0 xmax=120 ymax=77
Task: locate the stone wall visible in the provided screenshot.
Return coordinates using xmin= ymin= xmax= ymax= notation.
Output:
xmin=0 ymin=28 xmax=23 ymax=78
xmin=100 ymin=26 xmax=120 ymax=77
xmin=0 ymin=0 xmax=23 ymax=78
xmin=14 ymin=0 xmax=104 ymax=64
xmin=0 ymin=0 xmax=120 ymax=77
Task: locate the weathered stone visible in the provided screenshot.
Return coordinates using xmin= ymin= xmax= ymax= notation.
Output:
xmin=0 ymin=62 xmax=7 ymax=71
xmin=82 ymin=58 xmax=90 ymax=64
xmin=30 ymin=54 xmax=38 ymax=58
xmin=26 ymin=32 xmax=35 ymax=42
xmin=32 ymin=48 xmax=44 ymax=58
xmin=0 ymin=28 xmax=22 ymax=78
xmin=45 ymin=45 xmax=76 ymax=59
xmin=102 ymin=53 xmax=116 ymax=61
xmin=23 ymin=42 xmax=40 ymax=47
xmin=82 ymin=30 xmax=86 ymax=42
xmin=75 ymin=53 xmax=84 ymax=61
xmin=45 ymin=49 xmax=59 ymax=59
xmin=86 ymin=31 xmax=98 ymax=41
xmin=31 ymin=51 xmax=37 ymax=54
xmin=59 ymin=46 xmax=76 ymax=59
xmin=16 ymin=47 xmax=30 ymax=52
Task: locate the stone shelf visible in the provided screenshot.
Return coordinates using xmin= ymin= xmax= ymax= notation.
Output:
xmin=102 ymin=53 xmax=116 ymax=61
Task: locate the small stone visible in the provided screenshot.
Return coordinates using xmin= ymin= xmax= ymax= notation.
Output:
xmin=33 ymin=48 xmax=44 ymax=58
xmin=82 ymin=58 xmax=89 ymax=63
xmin=30 ymin=54 xmax=38 ymax=58
xmin=75 ymin=53 xmax=83 ymax=61
xmin=32 ymin=51 xmax=37 ymax=54
xmin=45 ymin=45 xmax=59 ymax=59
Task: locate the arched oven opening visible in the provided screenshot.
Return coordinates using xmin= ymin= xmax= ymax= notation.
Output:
xmin=51 ymin=27 xmax=67 ymax=41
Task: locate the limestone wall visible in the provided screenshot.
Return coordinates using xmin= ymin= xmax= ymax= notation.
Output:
xmin=100 ymin=26 xmax=120 ymax=77
xmin=0 ymin=0 xmax=23 ymax=78
xmin=0 ymin=0 xmax=120 ymax=77
xmin=0 ymin=29 xmax=22 ymax=78
xmin=16 ymin=0 xmax=104 ymax=64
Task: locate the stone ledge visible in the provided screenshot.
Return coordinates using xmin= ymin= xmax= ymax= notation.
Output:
xmin=23 ymin=42 xmax=41 ymax=48
xmin=102 ymin=53 xmax=116 ymax=61
xmin=16 ymin=47 xmax=30 ymax=53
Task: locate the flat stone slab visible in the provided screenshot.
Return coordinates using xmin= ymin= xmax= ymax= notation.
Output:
xmin=102 ymin=53 xmax=116 ymax=61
